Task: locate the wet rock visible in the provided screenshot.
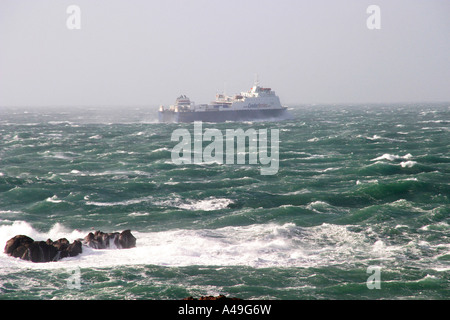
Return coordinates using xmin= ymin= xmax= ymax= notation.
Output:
xmin=67 ymin=240 xmax=83 ymax=256
xmin=84 ymin=230 xmax=136 ymax=249
xmin=49 ymin=238 xmax=70 ymax=250
xmin=4 ymin=235 xmax=34 ymax=257
xmin=27 ymin=241 xmax=59 ymax=263
xmin=183 ymin=295 xmax=242 ymax=301
xmin=4 ymin=235 xmax=34 ymax=260
xmin=5 ymin=229 xmax=136 ymax=263
xmin=4 ymin=236 xmax=67 ymax=262
xmin=118 ymin=229 xmax=136 ymax=249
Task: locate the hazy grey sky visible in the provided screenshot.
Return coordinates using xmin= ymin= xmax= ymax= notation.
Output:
xmin=0 ymin=0 xmax=449 ymax=107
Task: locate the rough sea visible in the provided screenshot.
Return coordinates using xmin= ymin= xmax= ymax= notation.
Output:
xmin=0 ymin=104 xmax=448 ymax=300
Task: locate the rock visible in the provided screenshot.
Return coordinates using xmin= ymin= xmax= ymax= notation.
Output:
xmin=27 ymin=241 xmax=59 ymax=263
xmin=67 ymin=240 xmax=83 ymax=256
xmin=56 ymin=239 xmax=83 ymax=259
xmin=84 ymin=232 xmax=100 ymax=249
xmin=118 ymin=230 xmax=136 ymax=249
xmin=5 ymin=229 xmax=136 ymax=263
xmin=83 ymin=231 xmax=113 ymax=249
xmin=4 ymin=235 xmax=34 ymax=257
xmin=83 ymin=230 xmax=136 ymax=249
xmin=50 ymin=238 xmax=70 ymax=250
xmin=183 ymin=295 xmax=242 ymax=301
xmin=4 ymin=235 xmax=82 ymax=263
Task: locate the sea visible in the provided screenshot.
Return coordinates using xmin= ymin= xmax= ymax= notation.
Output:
xmin=0 ymin=103 xmax=448 ymax=300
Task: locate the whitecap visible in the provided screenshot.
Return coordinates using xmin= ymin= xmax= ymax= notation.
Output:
xmin=0 ymin=210 xmax=22 ymax=215
xmin=366 ymin=134 xmax=382 ymax=141
xmin=40 ymin=151 xmax=74 ymax=160
xmin=155 ymin=197 xmax=233 ymax=211
xmin=372 ymin=240 xmax=386 ymax=253
xmin=282 ymin=189 xmax=311 ymax=196
xmin=86 ymin=196 xmax=153 ymax=207
xmin=366 ymin=135 xmax=406 ymax=143
xmin=317 ymin=167 xmax=339 ymax=173
xmin=128 ymin=212 xmax=150 ymax=217
xmin=305 ymin=201 xmax=335 ymax=214
xmin=356 ymin=179 xmax=378 ymax=185
xmin=46 ymin=195 xmax=63 ymax=203
xmin=419 ymin=120 xmax=448 ymax=124
xmin=400 ymin=160 xmax=417 ymax=168
xmin=371 ymin=153 xmax=413 ymax=161
xmin=151 ymin=147 xmax=170 ymax=153
xmin=164 ymin=181 xmax=180 ymax=185
xmin=47 ymin=121 xmax=74 ymax=125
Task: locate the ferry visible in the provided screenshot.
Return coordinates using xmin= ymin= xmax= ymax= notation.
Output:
xmin=158 ymin=80 xmax=289 ymax=123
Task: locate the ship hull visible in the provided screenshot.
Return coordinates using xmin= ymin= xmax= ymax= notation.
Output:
xmin=158 ymin=107 xmax=288 ymax=123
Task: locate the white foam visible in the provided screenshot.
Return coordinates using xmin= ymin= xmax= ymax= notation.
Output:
xmin=46 ymin=195 xmax=63 ymax=203
xmin=0 ymin=222 xmax=84 ymax=246
xmin=128 ymin=212 xmax=150 ymax=217
xmin=151 ymin=147 xmax=170 ymax=153
xmin=367 ymin=134 xmax=382 ymax=141
xmin=0 ymin=210 xmax=22 ymax=215
xmin=303 ymin=154 xmax=326 ymax=160
xmin=178 ymin=198 xmax=233 ymax=211
xmin=419 ymin=119 xmax=448 ymax=124
xmin=164 ymin=181 xmax=180 ymax=185
xmin=48 ymin=121 xmax=74 ymax=125
xmin=86 ymin=196 xmax=153 ymax=207
xmin=40 ymin=151 xmax=74 ymax=160
xmin=282 ymin=189 xmax=311 ymax=196
xmin=366 ymin=135 xmax=406 ymax=143
xmin=0 ymin=221 xmax=402 ymax=271
xmin=71 ymin=170 xmax=152 ymax=178
xmin=371 ymin=153 xmax=413 ymax=161
xmin=306 ymin=201 xmax=336 ymax=214
xmin=400 ymin=160 xmax=417 ymax=168
xmin=356 ymin=179 xmax=378 ymax=185
xmin=153 ymin=197 xmax=233 ymax=211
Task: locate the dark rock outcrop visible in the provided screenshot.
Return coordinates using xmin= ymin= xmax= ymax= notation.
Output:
xmin=183 ymin=295 xmax=242 ymax=301
xmin=118 ymin=229 xmax=137 ymax=249
xmin=4 ymin=235 xmax=82 ymax=263
xmin=83 ymin=230 xmax=136 ymax=249
xmin=4 ymin=229 xmax=136 ymax=263
xmin=4 ymin=235 xmax=34 ymax=258
xmin=47 ymin=238 xmax=83 ymax=259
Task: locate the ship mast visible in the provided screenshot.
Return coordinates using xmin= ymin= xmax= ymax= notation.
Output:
xmin=254 ymin=74 xmax=260 ymax=87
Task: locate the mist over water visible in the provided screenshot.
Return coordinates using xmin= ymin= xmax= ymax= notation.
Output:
xmin=0 ymin=103 xmax=449 ymax=299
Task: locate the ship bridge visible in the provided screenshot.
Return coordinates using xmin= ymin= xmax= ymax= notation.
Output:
xmin=243 ymin=85 xmax=275 ymax=98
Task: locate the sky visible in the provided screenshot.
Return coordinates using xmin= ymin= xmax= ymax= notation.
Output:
xmin=0 ymin=0 xmax=449 ymax=107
